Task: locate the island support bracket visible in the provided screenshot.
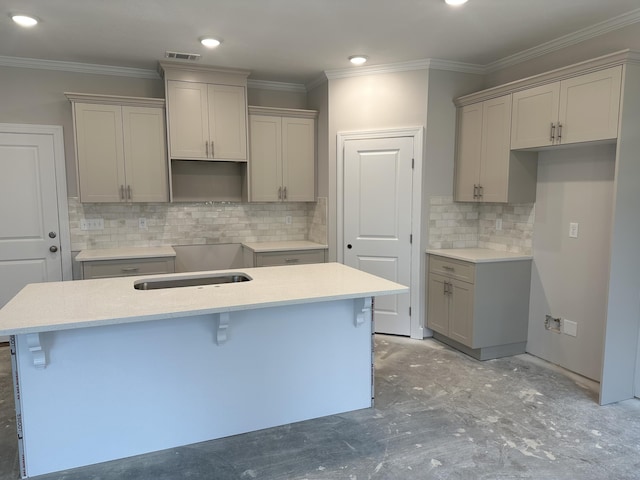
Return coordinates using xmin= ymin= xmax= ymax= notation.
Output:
xmin=216 ymin=312 xmax=230 ymax=345
xmin=26 ymin=333 xmax=47 ymax=369
xmin=355 ymin=297 xmax=373 ymax=327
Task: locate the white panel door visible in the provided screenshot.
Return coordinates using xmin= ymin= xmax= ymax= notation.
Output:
xmin=282 ymin=117 xmax=315 ymax=202
xmin=0 ymin=132 xmax=64 ymax=325
xmin=511 ymin=82 xmax=560 ymax=149
xmin=207 ymin=84 xmax=247 ymax=161
xmin=249 ymin=115 xmax=282 ymax=201
xmin=166 ymin=80 xmax=209 ymax=159
xmin=344 ymin=137 xmax=413 ymax=335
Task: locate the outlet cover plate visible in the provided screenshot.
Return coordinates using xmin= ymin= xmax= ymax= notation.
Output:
xmin=563 ymin=319 xmax=578 ymax=337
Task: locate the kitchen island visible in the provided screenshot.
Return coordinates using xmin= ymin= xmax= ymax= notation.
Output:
xmin=0 ymin=263 xmax=407 ymax=478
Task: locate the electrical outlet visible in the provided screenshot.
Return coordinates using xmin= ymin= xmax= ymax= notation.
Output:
xmin=563 ymin=319 xmax=578 ymax=337
xmin=79 ymin=218 xmax=104 ymax=231
xmin=569 ymin=222 xmax=579 ymax=238
xmin=285 ymin=215 xmax=292 ymax=225
xmin=138 ymin=218 xmax=148 ymax=229
xmin=496 ymin=218 xmax=502 ymax=231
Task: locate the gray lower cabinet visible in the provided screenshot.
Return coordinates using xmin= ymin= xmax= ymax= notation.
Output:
xmin=81 ymin=257 xmax=175 ymax=279
xmin=427 ymin=254 xmax=531 ymax=360
xmin=244 ymin=248 xmax=327 ymax=268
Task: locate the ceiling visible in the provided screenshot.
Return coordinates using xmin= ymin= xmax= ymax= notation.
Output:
xmin=2 ymin=0 xmax=640 ymax=85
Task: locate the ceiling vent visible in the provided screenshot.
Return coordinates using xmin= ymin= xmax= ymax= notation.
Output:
xmin=164 ymin=51 xmax=201 ymax=61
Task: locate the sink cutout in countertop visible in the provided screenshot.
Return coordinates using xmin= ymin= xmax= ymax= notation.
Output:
xmin=134 ymin=273 xmax=252 ymax=290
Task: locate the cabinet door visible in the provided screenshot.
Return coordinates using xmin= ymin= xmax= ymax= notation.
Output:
xmin=208 ymin=84 xmax=247 ymax=161
xmin=479 ymin=95 xmax=511 ymax=203
xmin=249 ymin=115 xmax=282 ymax=202
xmin=448 ymin=278 xmax=474 ymax=347
xmin=511 ymin=83 xmax=560 ymax=149
xmin=558 ymin=66 xmax=622 ymax=145
xmin=427 ymin=273 xmax=449 ymax=335
xmin=282 ymin=117 xmax=315 ymax=202
xmin=74 ymin=103 xmax=125 ymax=202
xmin=454 ymin=103 xmax=483 ymax=202
xmin=166 ymin=80 xmax=209 ymax=159
xmin=122 ymin=106 xmax=168 ymax=203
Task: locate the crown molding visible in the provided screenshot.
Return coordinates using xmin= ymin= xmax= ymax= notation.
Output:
xmin=456 ymin=49 xmax=637 ymax=107
xmin=247 ymin=79 xmax=307 ymax=93
xmin=324 ymin=58 xmax=484 ymax=80
xmin=248 ymin=105 xmax=317 ymax=118
xmin=0 ymin=55 xmax=160 ymax=79
xmin=64 ymin=92 xmax=165 ymax=107
xmin=424 ymin=59 xmax=486 ymax=75
xmin=485 ymin=7 xmax=640 ymax=73
xmin=306 ymin=74 xmax=328 ymax=92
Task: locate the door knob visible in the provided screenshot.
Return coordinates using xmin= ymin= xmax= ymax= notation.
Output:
xmin=49 ymin=232 xmax=57 ymax=238
xmin=49 ymin=246 xmax=58 ymax=253
xmin=347 ymin=244 xmax=353 ymax=249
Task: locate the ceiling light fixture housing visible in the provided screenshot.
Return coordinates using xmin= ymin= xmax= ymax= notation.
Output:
xmin=200 ymin=37 xmax=222 ymax=48
xmin=444 ymin=0 xmax=468 ymax=5
xmin=11 ymin=14 xmax=39 ymax=27
xmin=349 ymin=55 xmax=368 ymax=66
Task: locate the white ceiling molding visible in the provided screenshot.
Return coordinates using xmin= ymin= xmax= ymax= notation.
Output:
xmin=324 ymin=58 xmax=484 ymax=80
xmin=0 ymin=55 xmax=160 ymax=79
xmin=247 ymin=79 xmax=307 ymax=93
xmin=485 ymin=7 xmax=640 ymax=73
xmin=425 ymin=58 xmax=486 ymax=75
xmin=305 ymin=74 xmax=328 ymax=92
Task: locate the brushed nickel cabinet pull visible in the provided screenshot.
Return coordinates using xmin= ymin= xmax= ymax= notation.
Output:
xmin=120 ymin=185 xmax=125 ymax=200
xmin=283 ymin=186 xmax=287 ymax=200
xmin=127 ymin=185 xmax=132 ymax=200
xmin=211 ymin=141 xmax=214 ymax=158
xmin=550 ymin=122 xmax=555 ymax=142
xmin=205 ymin=140 xmax=209 ymax=157
xmin=278 ymin=186 xmax=282 ymax=200
xmin=558 ymin=123 xmax=563 ymax=141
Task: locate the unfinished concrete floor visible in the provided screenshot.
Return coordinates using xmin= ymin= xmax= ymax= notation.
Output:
xmin=2 ymin=335 xmax=640 ymax=480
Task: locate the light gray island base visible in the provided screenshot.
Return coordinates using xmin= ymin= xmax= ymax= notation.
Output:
xmin=1 ymin=263 xmax=407 ymax=478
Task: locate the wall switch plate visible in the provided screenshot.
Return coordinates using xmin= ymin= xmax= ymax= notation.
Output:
xmin=138 ymin=218 xmax=148 ymax=229
xmin=496 ymin=218 xmax=502 ymax=231
xmin=285 ymin=215 xmax=292 ymax=225
xmin=563 ymin=319 xmax=578 ymax=337
xmin=80 ymin=218 xmax=104 ymax=231
xmin=569 ymin=222 xmax=579 ymax=238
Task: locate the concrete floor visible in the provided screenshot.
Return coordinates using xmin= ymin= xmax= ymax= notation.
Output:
xmin=2 ymin=335 xmax=640 ymax=480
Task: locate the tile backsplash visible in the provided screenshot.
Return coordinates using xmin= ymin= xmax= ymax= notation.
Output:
xmin=428 ymin=196 xmax=534 ymax=255
xmin=68 ymin=197 xmax=327 ymax=251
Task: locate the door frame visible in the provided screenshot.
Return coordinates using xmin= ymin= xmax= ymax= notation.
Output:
xmin=337 ymin=127 xmax=424 ymax=339
xmin=0 ymin=123 xmax=72 ymax=281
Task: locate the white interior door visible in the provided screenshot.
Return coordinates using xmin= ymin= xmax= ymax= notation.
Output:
xmin=343 ymin=136 xmax=413 ymax=335
xmin=0 ymin=128 xmax=67 ymax=340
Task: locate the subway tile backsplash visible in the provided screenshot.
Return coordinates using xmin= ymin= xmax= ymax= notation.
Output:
xmin=68 ymin=197 xmax=327 ymax=251
xmin=428 ymin=196 xmax=534 ymax=255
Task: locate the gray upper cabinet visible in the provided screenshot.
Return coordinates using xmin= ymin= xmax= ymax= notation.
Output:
xmin=511 ymin=66 xmax=622 ymax=149
xmin=454 ymin=94 xmax=537 ymax=204
xmin=166 ymin=80 xmax=247 ymax=161
xmin=248 ymin=106 xmax=317 ymax=202
xmin=66 ymin=93 xmax=168 ymax=203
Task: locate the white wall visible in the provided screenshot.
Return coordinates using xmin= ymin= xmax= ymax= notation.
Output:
xmin=528 ymin=144 xmax=615 ymax=381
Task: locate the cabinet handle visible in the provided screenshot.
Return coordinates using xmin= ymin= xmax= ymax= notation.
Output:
xmin=284 ymin=258 xmax=299 ymax=264
xmin=473 ymin=184 xmax=478 ymax=199
xmin=121 ymin=267 xmax=139 ymax=273
xmin=283 ymin=186 xmax=287 ymax=200
xmin=478 ymin=185 xmax=483 ymax=198
xmin=127 ymin=185 xmax=132 ymax=200
xmin=443 ymin=282 xmax=448 ymax=295
xmin=550 ymin=122 xmax=555 ymax=142
xmin=278 ymin=186 xmax=282 ymax=200
xmin=442 ymin=265 xmax=454 ymax=271
xmin=205 ymin=141 xmax=209 ymax=157
xmin=211 ymin=141 xmax=214 ymax=158
xmin=557 ymin=123 xmax=563 ymax=141
xmin=120 ymin=185 xmax=125 ymax=200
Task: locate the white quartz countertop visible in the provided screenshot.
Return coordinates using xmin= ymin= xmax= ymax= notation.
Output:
xmin=0 ymin=263 xmax=407 ymax=335
xmin=76 ymin=246 xmax=176 ymax=262
xmin=426 ymin=248 xmax=533 ymax=263
xmin=242 ymin=241 xmax=328 ymax=252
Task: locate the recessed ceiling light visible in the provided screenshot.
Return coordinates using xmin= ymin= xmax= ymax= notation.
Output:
xmin=200 ymin=37 xmax=222 ymax=48
xmin=11 ymin=14 xmax=39 ymax=27
xmin=444 ymin=0 xmax=468 ymax=5
xmin=349 ymin=55 xmax=368 ymax=66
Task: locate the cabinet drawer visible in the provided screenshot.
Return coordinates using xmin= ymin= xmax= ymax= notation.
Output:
xmin=429 ymin=256 xmax=475 ymax=283
xmin=82 ymin=258 xmax=175 ymax=279
xmin=255 ymin=250 xmax=326 ymax=267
